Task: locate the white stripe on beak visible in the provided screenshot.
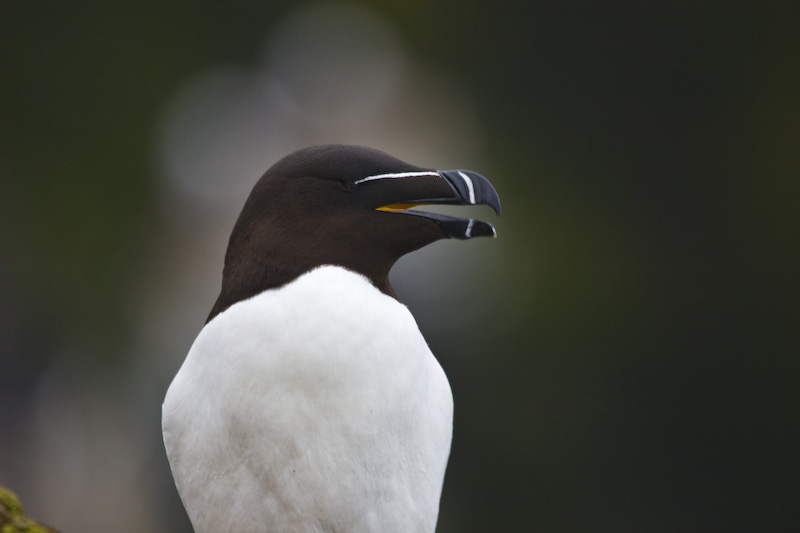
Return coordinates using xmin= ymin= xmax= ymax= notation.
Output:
xmin=457 ymin=171 xmax=476 ymax=204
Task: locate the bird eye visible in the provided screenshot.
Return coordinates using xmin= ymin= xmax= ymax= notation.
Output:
xmin=342 ymin=180 xmax=358 ymax=192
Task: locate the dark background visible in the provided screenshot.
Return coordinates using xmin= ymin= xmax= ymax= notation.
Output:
xmin=2 ymin=2 xmax=798 ymax=531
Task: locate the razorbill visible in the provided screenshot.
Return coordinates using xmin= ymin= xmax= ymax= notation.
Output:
xmin=162 ymin=145 xmax=501 ymax=532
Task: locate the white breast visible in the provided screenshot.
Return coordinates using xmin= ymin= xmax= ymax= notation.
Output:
xmin=162 ymin=266 xmax=453 ymax=533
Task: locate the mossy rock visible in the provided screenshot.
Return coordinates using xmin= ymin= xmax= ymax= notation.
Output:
xmin=0 ymin=487 xmax=59 ymax=533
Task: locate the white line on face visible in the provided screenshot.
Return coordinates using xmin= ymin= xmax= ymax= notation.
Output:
xmin=353 ymin=171 xmax=440 ymax=185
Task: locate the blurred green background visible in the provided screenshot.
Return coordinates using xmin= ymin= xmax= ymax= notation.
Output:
xmin=1 ymin=2 xmax=798 ymax=531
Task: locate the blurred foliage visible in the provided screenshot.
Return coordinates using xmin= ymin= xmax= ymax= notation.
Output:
xmin=1 ymin=1 xmax=799 ymax=531
xmin=0 ymin=487 xmax=58 ymax=533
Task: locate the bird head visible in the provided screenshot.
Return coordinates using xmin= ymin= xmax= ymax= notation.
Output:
xmin=208 ymin=145 xmax=501 ymax=321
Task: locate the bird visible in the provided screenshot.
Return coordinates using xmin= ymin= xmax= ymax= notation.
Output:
xmin=162 ymin=144 xmax=501 ymax=532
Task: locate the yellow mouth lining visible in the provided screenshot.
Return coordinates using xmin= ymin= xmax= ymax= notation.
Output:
xmin=375 ymin=202 xmax=425 ymax=212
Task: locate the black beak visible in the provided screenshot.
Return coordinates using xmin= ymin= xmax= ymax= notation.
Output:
xmin=437 ymin=170 xmax=502 ymax=216
xmin=368 ymin=168 xmax=502 ymax=240
xmin=407 ymin=169 xmax=501 ymax=240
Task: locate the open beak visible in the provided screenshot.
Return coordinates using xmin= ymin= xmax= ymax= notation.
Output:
xmin=375 ymin=170 xmax=502 ymax=240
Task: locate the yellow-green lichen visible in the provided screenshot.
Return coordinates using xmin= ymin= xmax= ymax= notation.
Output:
xmin=0 ymin=487 xmax=59 ymax=533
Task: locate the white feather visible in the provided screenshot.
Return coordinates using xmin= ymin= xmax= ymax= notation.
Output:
xmin=163 ymin=266 xmax=453 ymax=532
